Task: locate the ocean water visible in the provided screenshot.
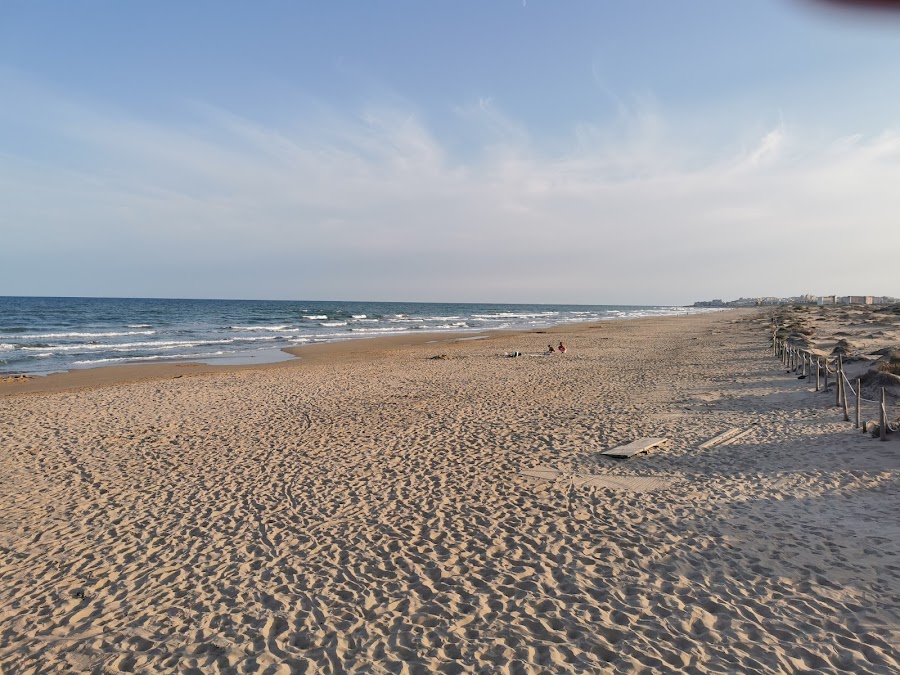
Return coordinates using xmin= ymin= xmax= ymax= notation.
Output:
xmin=0 ymin=297 xmax=716 ymax=376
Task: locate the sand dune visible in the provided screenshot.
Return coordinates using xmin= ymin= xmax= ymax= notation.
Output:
xmin=1 ymin=310 xmax=898 ymax=673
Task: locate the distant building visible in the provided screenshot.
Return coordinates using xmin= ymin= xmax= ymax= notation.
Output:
xmin=694 ymin=294 xmax=896 ymax=307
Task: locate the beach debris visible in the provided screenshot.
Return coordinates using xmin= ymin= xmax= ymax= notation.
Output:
xmin=698 ymin=428 xmax=743 ymax=449
xmin=0 ymin=374 xmax=32 ymax=383
xmin=600 ymin=437 xmax=668 ymax=458
xmin=716 ymin=427 xmax=756 ymax=446
xmin=428 ymin=354 xmax=449 ymax=360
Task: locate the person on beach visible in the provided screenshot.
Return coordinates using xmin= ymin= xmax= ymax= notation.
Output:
xmin=547 ymin=344 xmax=555 ymax=353
xmin=558 ymin=342 xmax=567 ymax=354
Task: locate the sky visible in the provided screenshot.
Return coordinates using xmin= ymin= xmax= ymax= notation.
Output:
xmin=2 ymin=1 xmax=900 ymax=305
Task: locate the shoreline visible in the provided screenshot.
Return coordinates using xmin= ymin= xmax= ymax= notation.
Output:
xmin=1 ymin=297 xmax=714 ymax=387
xmin=0 ymin=312 xmax=724 ymax=397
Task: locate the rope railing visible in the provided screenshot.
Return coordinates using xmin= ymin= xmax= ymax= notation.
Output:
xmin=839 ymin=370 xmax=899 ymax=433
xmin=771 ymin=330 xmax=898 ymax=441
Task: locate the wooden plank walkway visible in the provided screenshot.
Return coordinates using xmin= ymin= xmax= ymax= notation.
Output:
xmin=717 ymin=427 xmax=755 ymax=446
xmin=600 ymin=437 xmax=668 ymax=458
xmin=698 ymin=428 xmax=742 ymax=449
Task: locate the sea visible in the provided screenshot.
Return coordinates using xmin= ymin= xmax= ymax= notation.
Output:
xmin=0 ymin=297 xmax=717 ymax=376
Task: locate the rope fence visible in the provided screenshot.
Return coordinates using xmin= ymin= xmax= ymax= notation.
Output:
xmin=771 ymin=330 xmax=898 ymax=441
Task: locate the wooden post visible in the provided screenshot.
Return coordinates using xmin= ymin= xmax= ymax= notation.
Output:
xmin=824 ymin=360 xmax=829 ymax=393
xmin=841 ymin=359 xmax=849 ymax=422
xmin=855 ymin=378 xmax=861 ymax=429
xmin=881 ymin=388 xmax=888 ymax=441
xmin=816 ymin=357 xmax=820 ymax=391
xmin=836 ymin=355 xmax=843 ymax=407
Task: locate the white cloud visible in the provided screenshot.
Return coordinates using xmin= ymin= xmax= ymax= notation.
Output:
xmin=1 ymin=73 xmax=899 ymax=303
xmin=743 ymin=125 xmax=786 ymax=169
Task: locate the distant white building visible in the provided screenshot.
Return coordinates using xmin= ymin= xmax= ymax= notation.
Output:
xmin=818 ymin=295 xmax=889 ymax=306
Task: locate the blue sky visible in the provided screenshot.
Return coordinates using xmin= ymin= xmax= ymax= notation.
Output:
xmin=2 ymin=1 xmax=899 ymax=304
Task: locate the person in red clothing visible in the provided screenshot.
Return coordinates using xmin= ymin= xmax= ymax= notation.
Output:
xmin=558 ymin=341 xmax=567 ymax=354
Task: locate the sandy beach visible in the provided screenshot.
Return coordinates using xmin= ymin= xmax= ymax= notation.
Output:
xmin=1 ymin=309 xmax=898 ymax=673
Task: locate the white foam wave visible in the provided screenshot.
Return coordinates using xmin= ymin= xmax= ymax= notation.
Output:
xmin=319 ymin=321 xmax=347 ymax=327
xmin=127 ymin=324 xmax=153 ymax=328
xmin=21 ymin=338 xmax=236 ymax=352
xmin=19 ymin=334 xmax=289 ymax=354
xmin=348 ymin=327 xmax=408 ymax=334
xmin=14 ymin=330 xmax=157 ymax=339
xmin=471 ymin=312 xmax=558 ymax=320
xmin=351 ymin=314 xmax=367 ymax=319
xmin=303 ymin=315 xmax=328 ymax=320
xmin=314 ymin=331 xmax=379 ymax=340
xmin=230 ymin=325 xmax=297 ymax=332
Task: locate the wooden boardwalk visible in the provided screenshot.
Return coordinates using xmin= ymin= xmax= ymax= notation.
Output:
xmin=600 ymin=437 xmax=668 ymax=458
xmin=698 ymin=426 xmax=754 ymax=449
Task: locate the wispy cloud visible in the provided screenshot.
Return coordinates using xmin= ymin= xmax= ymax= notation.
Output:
xmin=2 ymin=71 xmax=899 ymax=302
